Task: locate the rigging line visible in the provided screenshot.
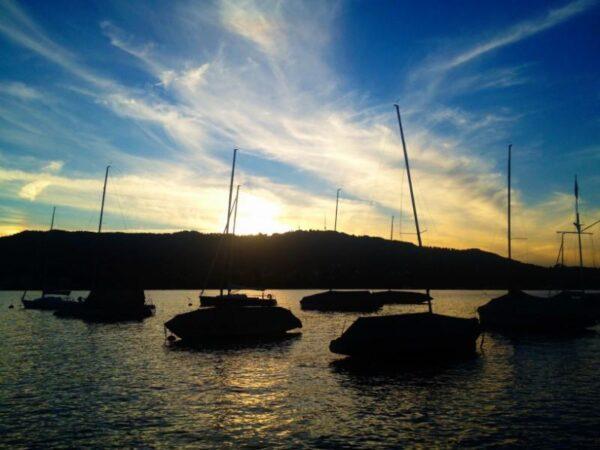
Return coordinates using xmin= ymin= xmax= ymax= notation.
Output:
xmin=199 ymin=221 xmax=232 ymax=297
xmin=399 ymin=165 xmax=405 ymax=239
xmin=107 ymin=167 xmax=131 ymax=231
xmin=590 ymin=234 xmax=598 ymax=269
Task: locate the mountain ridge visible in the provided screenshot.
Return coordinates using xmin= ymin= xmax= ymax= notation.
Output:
xmin=1 ymin=229 xmax=598 ymax=289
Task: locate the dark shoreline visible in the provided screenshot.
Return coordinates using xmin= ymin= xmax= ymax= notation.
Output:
xmin=2 ymin=229 xmax=599 ymax=290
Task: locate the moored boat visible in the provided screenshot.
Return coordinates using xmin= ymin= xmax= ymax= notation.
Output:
xmin=329 ymin=105 xmax=481 ymax=361
xmin=300 ymin=290 xmax=382 ymax=312
xmin=165 ymin=149 xmax=302 ymax=343
xmin=478 ymin=290 xmax=597 ymax=333
xmin=371 ymin=289 xmax=431 ymax=305
xmin=478 ymin=157 xmax=597 ymax=334
xmin=200 ymin=292 xmax=277 ymax=307
xmin=330 ymin=313 xmax=480 ymax=359
xmin=54 ymin=289 xmax=154 ymax=322
xmin=165 ymin=306 xmax=301 ymax=343
xmin=51 ymin=166 xmax=155 ymax=323
xmin=22 ymin=290 xmax=73 ymax=310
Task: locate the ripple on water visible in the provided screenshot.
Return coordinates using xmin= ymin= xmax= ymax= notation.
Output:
xmin=1 ymin=289 xmax=599 ymax=448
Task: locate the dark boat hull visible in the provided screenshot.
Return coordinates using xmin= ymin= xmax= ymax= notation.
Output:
xmin=200 ymin=294 xmax=277 ymax=307
xmin=477 ymin=290 xmax=598 ymax=333
xmin=165 ymin=306 xmax=302 ymax=343
xmin=300 ymin=290 xmax=382 ymax=312
xmin=371 ymin=290 xmax=432 ymax=305
xmin=54 ymin=289 xmax=154 ymax=322
xmin=54 ymin=303 xmax=154 ymax=322
xmin=22 ymin=296 xmax=71 ymax=311
xmin=330 ymin=313 xmax=480 ymax=360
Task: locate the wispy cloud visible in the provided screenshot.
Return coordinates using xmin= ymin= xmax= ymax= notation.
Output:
xmin=0 ymin=0 xmax=597 ymax=265
xmin=437 ymin=0 xmax=596 ymax=72
xmin=0 ymin=81 xmax=41 ymax=100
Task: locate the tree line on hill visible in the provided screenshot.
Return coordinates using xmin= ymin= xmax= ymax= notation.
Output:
xmin=1 ymin=230 xmax=598 ymax=290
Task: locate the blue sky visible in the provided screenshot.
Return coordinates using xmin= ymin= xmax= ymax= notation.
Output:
xmin=0 ymin=0 xmax=598 ymax=265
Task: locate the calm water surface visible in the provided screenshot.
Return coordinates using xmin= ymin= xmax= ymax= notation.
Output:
xmin=1 ymin=290 xmax=598 ymax=448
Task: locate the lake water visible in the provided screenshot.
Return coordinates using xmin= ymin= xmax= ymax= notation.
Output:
xmin=1 ymin=290 xmax=599 ymax=448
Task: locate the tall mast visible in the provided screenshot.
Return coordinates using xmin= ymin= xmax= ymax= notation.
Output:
xmin=50 ymin=206 xmax=56 ymax=231
xmin=222 ymin=149 xmax=237 ymax=296
xmin=574 ymin=175 xmax=584 ymax=291
xmin=334 ymin=188 xmax=341 ymax=232
xmin=98 ymin=165 xmax=110 ymax=233
xmin=390 ymin=215 xmax=394 ymax=240
xmin=394 ymin=105 xmax=430 ymax=312
xmin=394 ymin=105 xmax=422 ymax=247
xmin=225 ymin=149 xmax=237 ymax=235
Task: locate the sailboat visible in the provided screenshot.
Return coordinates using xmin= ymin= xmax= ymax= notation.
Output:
xmin=477 ymin=152 xmax=597 ymax=333
xmin=330 ymin=105 xmax=480 ymax=360
xmin=164 ymin=149 xmax=302 ymax=344
xmin=22 ymin=207 xmax=74 ymax=310
xmin=300 ymin=189 xmax=383 ymax=312
xmin=54 ymin=166 xmax=154 ymax=322
xmin=200 ymin=166 xmax=277 ymax=307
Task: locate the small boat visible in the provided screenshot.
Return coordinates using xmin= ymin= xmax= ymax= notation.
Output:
xmin=300 ymin=290 xmax=382 ymax=312
xmin=200 ymin=292 xmax=277 ymax=307
xmin=22 ymin=290 xmax=73 ymax=310
xmin=165 ymin=149 xmax=301 ymax=343
xmin=371 ymin=289 xmax=432 ymax=304
xmin=478 ymin=290 xmax=597 ymax=333
xmin=54 ymin=289 xmax=154 ymax=322
xmin=165 ymin=306 xmax=301 ymax=344
xmin=330 ymin=313 xmax=480 ymax=359
xmin=329 ymin=105 xmax=481 ymax=361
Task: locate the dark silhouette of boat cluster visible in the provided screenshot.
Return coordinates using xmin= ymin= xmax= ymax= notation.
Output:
xmin=300 ymin=289 xmax=431 ymax=312
xmin=477 ymin=147 xmax=600 ymax=334
xmin=12 ymin=105 xmax=600 ymax=365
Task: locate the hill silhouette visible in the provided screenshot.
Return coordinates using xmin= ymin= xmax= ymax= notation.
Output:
xmin=1 ymin=230 xmax=598 ymax=290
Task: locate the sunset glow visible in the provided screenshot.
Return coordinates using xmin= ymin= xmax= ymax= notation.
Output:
xmin=0 ymin=0 xmax=598 ymax=265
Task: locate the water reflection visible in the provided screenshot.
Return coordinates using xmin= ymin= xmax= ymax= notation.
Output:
xmin=1 ymin=289 xmax=599 ymax=448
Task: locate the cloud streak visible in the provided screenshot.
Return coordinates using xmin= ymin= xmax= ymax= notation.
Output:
xmin=0 ymin=0 xmax=597 ymax=265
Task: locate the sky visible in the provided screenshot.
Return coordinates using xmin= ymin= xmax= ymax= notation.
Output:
xmin=0 ymin=0 xmax=598 ymax=266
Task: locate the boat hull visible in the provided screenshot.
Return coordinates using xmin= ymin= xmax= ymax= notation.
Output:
xmin=300 ymin=290 xmax=382 ymax=312
xmin=200 ymin=294 xmax=277 ymax=307
xmin=477 ymin=290 xmax=598 ymax=333
xmin=54 ymin=289 xmax=154 ymax=322
xmin=330 ymin=313 xmax=480 ymax=360
xmin=22 ymin=296 xmax=71 ymax=311
xmin=371 ymin=290 xmax=432 ymax=305
xmin=165 ymin=306 xmax=302 ymax=343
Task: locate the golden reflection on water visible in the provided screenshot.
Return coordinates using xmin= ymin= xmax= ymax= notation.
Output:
xmin=0 ymin=289 xmax=598 ymax=448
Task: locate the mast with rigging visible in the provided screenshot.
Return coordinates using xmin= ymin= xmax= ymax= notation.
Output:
xmin=394 ymin=104 xmax=431 ymax=312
